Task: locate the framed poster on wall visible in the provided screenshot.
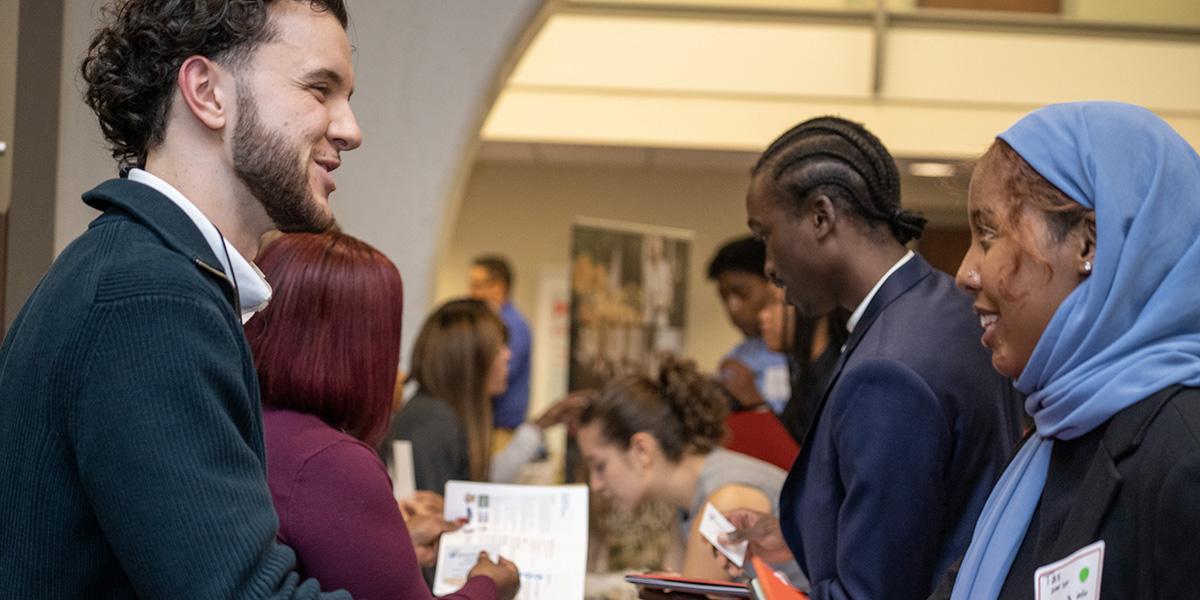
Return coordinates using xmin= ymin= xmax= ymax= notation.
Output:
xmin=567 ymin=218 xmax=694 ymax=392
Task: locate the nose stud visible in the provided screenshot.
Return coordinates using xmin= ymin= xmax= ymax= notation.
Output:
xmin=966 ymin=270 xmax=981 ymax=285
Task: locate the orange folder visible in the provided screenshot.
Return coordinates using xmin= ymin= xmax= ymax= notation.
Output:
xmin=748 ymin=556 xmax=809 ymax=600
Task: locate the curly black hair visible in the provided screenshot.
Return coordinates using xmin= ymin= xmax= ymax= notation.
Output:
xmin=81 ymin=0 xmax=349 ymax=174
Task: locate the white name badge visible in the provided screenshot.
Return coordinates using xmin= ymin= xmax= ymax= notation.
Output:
xmin=1034 ymin=540 xmax=1104 ymax=600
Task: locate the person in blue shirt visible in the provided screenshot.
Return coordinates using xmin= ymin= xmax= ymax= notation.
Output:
xmin=708 ymin=236 xmax=792 ymax=414
xmin=468 ymin=255 xmax=532 ymax=432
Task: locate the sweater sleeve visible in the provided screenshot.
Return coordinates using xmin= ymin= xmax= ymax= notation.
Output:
xmin=284 ymin=438 xmax=496 ymax=600
xmin=69 ymin=295 xmax=347 ymax=599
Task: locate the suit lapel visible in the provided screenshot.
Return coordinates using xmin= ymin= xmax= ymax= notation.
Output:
xmin=1046 ymin=446 xmax=1121 ymax=560
xmin=1046 ymin=386 xmax=1183 ymax=559
xmin=796 ymin=254 xmax=934 ymax=457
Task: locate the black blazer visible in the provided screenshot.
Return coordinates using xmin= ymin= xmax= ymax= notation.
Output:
xmin=930 ymin=385 xmax=1200 ymax=599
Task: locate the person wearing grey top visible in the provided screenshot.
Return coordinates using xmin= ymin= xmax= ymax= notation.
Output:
xmin=577 ymin=358 xmax=789 ymax=583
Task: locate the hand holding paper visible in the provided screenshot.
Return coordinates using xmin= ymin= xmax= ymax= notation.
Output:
xmin=699 ymin=502 xmax=748 ymax=568
xmin=406 ymin=513 xmax=464 ymax=568
xmin=468 ymin=551 xmax=521 ymax=600
xmin=720 ymin=508 xmax=796 ymax=565
xmin=434 ymin=481 xmax=589 ymax=599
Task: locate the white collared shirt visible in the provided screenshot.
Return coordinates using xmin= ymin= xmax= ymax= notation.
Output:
xmin=846 ymin=250 xmax=915 ymax=334
xmin=127 ymin=168 xmax=272 ymax=319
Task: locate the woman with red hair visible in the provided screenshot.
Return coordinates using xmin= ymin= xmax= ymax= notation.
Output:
xmin=244 ymin=232 xmax=519 ymax=600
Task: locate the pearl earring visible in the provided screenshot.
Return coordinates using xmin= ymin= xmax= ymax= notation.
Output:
xmin=1083 ymin=260 xmax=1093 ymax=274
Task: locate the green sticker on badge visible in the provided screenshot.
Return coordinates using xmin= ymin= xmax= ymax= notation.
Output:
xmin=1079 ymin=567 xmax=1090 ymax=583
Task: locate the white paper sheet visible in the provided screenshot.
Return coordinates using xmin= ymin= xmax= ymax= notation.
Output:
xmin=433 ymin=480 xmax=589 ymax=599
xmin=698 ymin=502 xmax=748 ymax=568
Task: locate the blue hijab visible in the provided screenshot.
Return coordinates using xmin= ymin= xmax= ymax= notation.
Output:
xmin=951 ymin=102 xmax=1200 ymax=599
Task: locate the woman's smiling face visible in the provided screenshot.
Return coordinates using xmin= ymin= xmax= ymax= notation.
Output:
xmin=955 ymin=148 xmax=1093 ymax=380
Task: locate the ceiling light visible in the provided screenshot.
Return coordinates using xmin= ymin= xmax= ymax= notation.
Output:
xmin=908 ymin=162 xmax=957 ymax=178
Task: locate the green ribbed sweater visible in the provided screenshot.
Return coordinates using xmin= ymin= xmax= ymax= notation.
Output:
xmin=0 ymin=180 xmax=350 ymax=599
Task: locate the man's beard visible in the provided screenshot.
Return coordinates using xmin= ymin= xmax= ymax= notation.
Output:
xmin=232 ymin=90 xmax=335 ymax=233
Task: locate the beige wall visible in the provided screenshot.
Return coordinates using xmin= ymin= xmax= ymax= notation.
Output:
xmin=437 ymin=159 xmax=972 ymax=381
xmin=438 ymin=162 xmax=752 ymax=375
xmin=485 ymin=11 xmax=1200 ymax=157
xmin=1065 ymin=0 xmax=1200 ymax=27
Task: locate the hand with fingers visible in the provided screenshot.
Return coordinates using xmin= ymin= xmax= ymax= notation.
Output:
xmin=719 ymin=508 xmax=795 ymax=576
xmin=534 ymin=389 xmax=595 ymax=430
xmin=718 ymin=359 xmax=766 ymax=410
xmin=405 ymin=513 xmax=465 ymax=567
xmin=398 ymin=490 xmax=445 ymax=521
xmin=468 ymin=551 xmax=521 ymax=600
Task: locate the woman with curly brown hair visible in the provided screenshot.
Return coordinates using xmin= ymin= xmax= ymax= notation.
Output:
xmin=576 ymin=358 xmax=787 ymax=582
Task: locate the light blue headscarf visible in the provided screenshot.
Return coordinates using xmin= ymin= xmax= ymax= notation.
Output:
xmin=950 ymin=101 xmax=1200 ymax=600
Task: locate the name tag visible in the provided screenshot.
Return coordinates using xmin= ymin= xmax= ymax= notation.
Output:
xmin=1034 ymin=540 xmax=1104 ymax=600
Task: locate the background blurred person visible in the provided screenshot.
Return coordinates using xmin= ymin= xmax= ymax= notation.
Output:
xmin=730 ymin=115 xmax=1023 ymax=600
xmin=468 ymin=255 xmax=532 ymax=448
xmin=708 ymin=236 xmax=791 ymax=414
xmin=577 ymin=358 xmax=795 ymax=585
xmin=757 ymin=287 xmax=850 ymax=446
xmin=944 ymin=102 xmax=1200 ymax=599
xmin=386 ymin=298 xmax=576 ymax=490
xmin=246 ymin=233 xmax=519 ymax=600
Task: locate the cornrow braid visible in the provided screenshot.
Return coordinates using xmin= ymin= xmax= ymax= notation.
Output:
xmin=754 ymin=116 xmax=926 ymax=244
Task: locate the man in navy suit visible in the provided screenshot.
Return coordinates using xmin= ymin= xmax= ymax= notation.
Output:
xmin=728 ymin=117 xmax=1023 ymax=600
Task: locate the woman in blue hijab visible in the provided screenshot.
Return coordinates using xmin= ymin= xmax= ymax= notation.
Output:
xmin=948 ymin=101 xmax=1200 ymax=599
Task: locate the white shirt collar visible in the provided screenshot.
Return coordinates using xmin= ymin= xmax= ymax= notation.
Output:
xmin=127 ymin=168 xmax=272 ymax=319
xmin=846 ymin=250 xmax=915 ymax=334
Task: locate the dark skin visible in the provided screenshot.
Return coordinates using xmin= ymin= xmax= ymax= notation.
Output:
xmin=745 ymin=174 xmax=908 ymax=321
xmin=735 ymin=172 xmax=911 ymax=580
xmin=469 ymin=552 xmax=520 ymax=600
xmin=718 ymin=358 xmax=766 ymax=409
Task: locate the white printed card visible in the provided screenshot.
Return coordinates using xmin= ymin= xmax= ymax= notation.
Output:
xmin=698 ymin=502 xmax=748 ymax=568
xmin=1034 ymin=540 xmax=1104 ymax=600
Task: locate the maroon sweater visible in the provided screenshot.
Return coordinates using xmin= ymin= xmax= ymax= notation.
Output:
xmin=263 ymin=407 xmax=496 ymax=600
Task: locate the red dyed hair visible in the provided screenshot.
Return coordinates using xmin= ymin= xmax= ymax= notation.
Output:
xmin=244 ymin=232 xmax=403 ymax=448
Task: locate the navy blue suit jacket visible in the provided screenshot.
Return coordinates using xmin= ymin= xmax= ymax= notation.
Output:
xmin=779 ymin=254 xmax=1023 ymax=600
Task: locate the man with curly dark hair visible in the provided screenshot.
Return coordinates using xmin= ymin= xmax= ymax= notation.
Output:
xmin=0 ymin=1 xmax=409 ymax=598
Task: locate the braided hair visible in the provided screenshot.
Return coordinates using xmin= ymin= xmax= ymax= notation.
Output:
xmin=753 ymin=116 xmax=926 ymax=244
